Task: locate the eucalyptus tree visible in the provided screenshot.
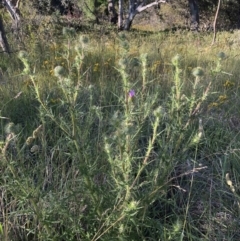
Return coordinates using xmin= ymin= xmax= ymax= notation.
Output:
xmin=119 ymin=0 xmax=167 ymax=30
xmin=0 ymin=0 xmax=21 ymax=54
xmin=111 ymin=0 xmax=199 ymax=31
xmin=61 ymin=0 xmax=240 ymax=30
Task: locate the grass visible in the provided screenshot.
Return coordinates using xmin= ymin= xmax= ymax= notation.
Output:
xmin=0 ymin=27 xmax=240 ymax=241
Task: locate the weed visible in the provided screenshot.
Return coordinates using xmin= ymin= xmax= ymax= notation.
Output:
xmin=0 ymin=29 xmax=240 ymax=241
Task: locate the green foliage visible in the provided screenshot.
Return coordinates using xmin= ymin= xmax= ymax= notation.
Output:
xmin=77 ymin=0 xmax=102 ymax=22
xmin=0 ymin=29 xmax=240 ymax=241
xmin=31 ymin=0 xmax=52 ymax=14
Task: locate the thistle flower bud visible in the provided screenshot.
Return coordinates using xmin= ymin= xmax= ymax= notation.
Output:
xmin=171 ymin=54 xmax=181 ymax=67
xmin=18 ymin=50 xmax=28 ymax=60
xmin=80 ymin=35 xmax=89 ymax=45
xmin=118 ymin=58 xmax=128 ymax=68
xmin=31 ymin=145 xmax=40 ymax=154
xmin=217 ymin=52 xmax=226 ymax=60
xmin=192 ymin=67 xmax=204 ymax=77
xmin=153 ymin=106 xmax=164 ymax=118
xmin=18 ymin=51 xmax=31 ymax=74
xmin=4 ymin=122 xmax=15 ymax=134
xmin=128 ymin=90 xmax=135 ymax=104
xmin=54 ymin=66 xmax=66 ymax=78
xmin=88 ymin=84 xmax=94 ymax=90
xmin=140 ymin=53 xmax=148 ymax=61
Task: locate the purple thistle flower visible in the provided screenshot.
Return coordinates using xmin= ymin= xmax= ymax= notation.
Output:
xmin=129 ymin=90 xmax=135 ymax=98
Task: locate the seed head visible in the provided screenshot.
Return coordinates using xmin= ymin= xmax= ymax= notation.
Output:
xmin=33 ymin=125 xmax=43 ymax=139
xmin=192 ymin=67 xmax=204 ymax=77
xmin=31 ymin=145 xmax=40 ymax=154
xmin=26 ymin=136 xmax=34 ymax=145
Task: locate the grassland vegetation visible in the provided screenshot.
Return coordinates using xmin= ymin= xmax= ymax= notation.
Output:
xmin=0 ymin=25 xmax=240 ymax=240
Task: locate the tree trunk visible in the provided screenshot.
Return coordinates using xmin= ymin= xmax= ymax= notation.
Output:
xmin=124 ymin=19 xmax=133 ymax=31
xmin=118 ymin=0 xmax=123 ymax=29
xmin=3 ymin=0 xmax=21 ymax=22
xmin=0 ymin=15 xmax=10 ymax=54
xmin=120 ymin=0 xmax=166 ymax=31
xmin=124 ymin=13 xmax=134 ymax=30
xmin=108 ymin=0 xmax=118 ymax=24
xmin=0 ymin=0 xmax=21 ymax=53
xmin=237 ymin=7 xmax=240 ymax=29
xmin=188 ymin=0 xmax=199 ymax=31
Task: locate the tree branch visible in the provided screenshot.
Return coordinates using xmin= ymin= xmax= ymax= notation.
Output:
xmin=212 ymin=0 xmax=221 ymax=45
xmin=136 ymin=0 xmax=167 ymax=13
xmin=0 ymin=0 xmax=22 ymax=54
xmin=3 ymin=0 xmax=21 ymax=22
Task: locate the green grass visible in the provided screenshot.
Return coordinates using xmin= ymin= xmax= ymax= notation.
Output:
xmin=0 ymin=28 xmax=240 ymax=241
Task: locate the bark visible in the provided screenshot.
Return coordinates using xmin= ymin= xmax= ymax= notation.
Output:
xmin=237 ymin=7 xmax=240 ymax=29
xmin=0 ymin=15 xmax=10 ymax=54
xmin=118 ymin=0 xmax=123 ymax=29
xmin=122 ymin=0 xmax=167 ymax=31
xmin=3 ymin=0 xmax=21 ymax=22
xmin=124 ymin=0 xmax=135 ymax=30
xmin=188 ymin=0 xmax=199 ymax=31
xmin=124 ymin=17 xmax=133 ymax=31
xmin=107 ymin=0 xmax=118 ymax=24
xmin=0 ymin=0 xmax=21 ymax=53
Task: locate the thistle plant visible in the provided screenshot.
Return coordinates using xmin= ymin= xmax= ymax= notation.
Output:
xmin=16 ymin=30 xmax=105 ymax=240
xmin=117 ymin=33 xmax=136 ymax=115
xmin=101 ymin=48 xmax=189 ymax=239
xmin=118 ymin=58 xmax=130 ymax=113
xmin=3 ymin=30 xmax=236 ymax=241
xmin=214 ymin=51 xmax=226 ymax=73
xmin=169 ymin=57 xmax=208 ymax=154
xmin=18 ymin=51 xmax=44 ymax=110
xmin=188 ymin=67 xmax=205 ymax=116
xmin=171 ymin=54 xmax=184 ymax=111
